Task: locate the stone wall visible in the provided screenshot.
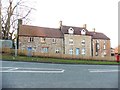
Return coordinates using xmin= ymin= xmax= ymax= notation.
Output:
xmin=19 ymin=36 xmax=64 ymax=54
xmin=64 ymin=34 xmax=92 ymax=57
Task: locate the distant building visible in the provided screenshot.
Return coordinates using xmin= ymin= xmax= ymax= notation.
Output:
xmin=18 ymin=21 xmax=111 ymax=57
xmin=0 ymin=40 xmax=13 ymax=48
xmin=114 ymin=45 xmax=120 ymax=55
xmin=111 ymin=48 xmax=115 ymax=56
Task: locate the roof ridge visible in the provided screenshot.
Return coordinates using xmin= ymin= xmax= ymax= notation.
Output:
xmin=21 ymin=24 xmax=59 ymax=30
xmin=62 ymin=25 xmax=84 ymax=29
xmin=89 ymin=31 xmax=103 ymax=34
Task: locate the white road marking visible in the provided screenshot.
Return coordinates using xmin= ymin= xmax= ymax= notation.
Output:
xmin=0 ymin=67 xmax=65 ymax=73
xmin=88 ymin=69 xmax=120 ymax=73
xmin=8 ymin=68 xmax=18 ymax=71
xmin=0 ymin=70 xmax=65 ymax=73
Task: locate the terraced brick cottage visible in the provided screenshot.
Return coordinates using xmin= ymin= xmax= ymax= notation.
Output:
xmin=18 ymin=20 xmax=111 ymax=57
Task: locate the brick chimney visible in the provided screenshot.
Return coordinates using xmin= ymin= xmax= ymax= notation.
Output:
xmin=83 ymin=24 xmax=87 ymax=29
xmin=93 ymin=28 xmax=96 ymax=34
xmin=59 ymin=21 xmax=62 ymax=29
xmin=18 ymin=19 xmax=22 ymax=26
xmin=93 ymin=28 xmax=95 ymax=32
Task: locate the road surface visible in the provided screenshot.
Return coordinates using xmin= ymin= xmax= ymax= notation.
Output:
xmin=0 ymin=60 xmax=119 ymax=88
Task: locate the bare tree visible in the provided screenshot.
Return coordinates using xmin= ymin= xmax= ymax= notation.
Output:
xmin=1 ymin=0 xmax=34 ymax=40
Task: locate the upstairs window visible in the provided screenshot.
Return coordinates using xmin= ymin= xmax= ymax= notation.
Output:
xmin=68 ymin=27 xmax=74 ymax=34
xmin=28 ymin=37 xmax=34 ymax=42
xmin=41 ymin=38 xmax=46 ymax=43
xmin=52 ymin=38 xmax=56 ymax=43
xmin=103 ymin=40 xmax=106 ymax=49
xmin=69 ymin=38 xmax=74 ymax=45
xmin=103 ymin=45 xmax=106 ymax=49
xmin=104 ymin=41 xmax=105 ymax=44
xmin=96 ymin=40 xmax=100 ymax=49
xmin=81 ymin=39 xmax=85 ymax=46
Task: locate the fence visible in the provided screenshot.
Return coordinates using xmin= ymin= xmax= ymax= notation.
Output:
xmin=1 ymin=48 xmax=116 ymax=61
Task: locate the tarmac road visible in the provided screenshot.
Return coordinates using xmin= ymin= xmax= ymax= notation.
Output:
xmin=0 ymin=60 xmax=119 ymax=88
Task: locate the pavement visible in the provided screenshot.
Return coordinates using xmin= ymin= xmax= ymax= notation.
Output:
xmin=0 ymin=60 xmax=119 ymax=88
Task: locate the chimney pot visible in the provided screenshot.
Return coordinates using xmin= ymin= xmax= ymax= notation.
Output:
xmin=83 ymin=24 xmax=87 ymax=29
xmin=93 ymin=28 xmax=95 ymax=32
xmin=59 ymin=21 xmax=62 ymax=26
xmin=18 ymin=19 xmax=22 ymax=25
xmin=59 ymin=21 xmax=62 ymax=29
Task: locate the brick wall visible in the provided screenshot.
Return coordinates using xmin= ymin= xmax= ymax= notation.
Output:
xmin=92 ymin=39 xmax=111 ymax=57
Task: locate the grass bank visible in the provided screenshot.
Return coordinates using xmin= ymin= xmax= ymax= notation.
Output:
xmin=1 ymin=54 xmax=120 ymax=65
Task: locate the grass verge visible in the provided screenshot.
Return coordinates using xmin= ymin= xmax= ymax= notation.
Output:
xmin=1 ymin=54 xmax=120 ymax=65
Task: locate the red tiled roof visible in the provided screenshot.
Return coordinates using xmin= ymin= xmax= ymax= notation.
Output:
xmin=19 ymin=25 xmax=63 ymax=38
xmin=19 ymin=25 xmax=110 ymax=40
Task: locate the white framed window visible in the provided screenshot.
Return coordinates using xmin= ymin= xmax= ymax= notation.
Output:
xmin=104 ymin=40 xmax=106 ymax=44
xmin=69 ymin=48 xmax=73 ymax=55
xmin=103 ymin=40 xmax=106 ymax=49
xmin=103 ymin=51 xmax=106 ymax=56
xmin=81 ymin=39 xmax=85 ymax=46
xmin=69 ymin=38 xmax=74 ymax=45
xmin=81 ymin=29 xmax=86 ymax=35
xmin=82 ymin=48 xmax=85 ymax=55
xmin=52 ymin=38 xmax=56 ymax=43
xmin=28 ymin=37 xmax=34 ymax=42
xmin=55 ymin=49 xmax=60 ymax=53
xmin=41 ymin=38 xmax=46 ymax=43
xmin=96 ymin=52 xmax=98 ymax=56
xmin=68 ymin=27 xmax=74 ymax=34
xmin=96 ymin=40 xmax=100 ymax=49
xmin=28 ymin=37 xmax=30 ymax=42
xmin=97 ymin=44 xmax=100 ymax=49
xmin=41 ymin=47 xmax=48 ymax=53
xmin=103 ymin=44 xmax=106 ymax=49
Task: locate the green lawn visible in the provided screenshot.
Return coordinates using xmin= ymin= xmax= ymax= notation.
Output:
xmin=1 ymin=54 xmax=120 ymax=65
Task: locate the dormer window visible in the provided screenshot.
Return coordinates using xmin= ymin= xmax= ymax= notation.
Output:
xmin=81 ymin=29 xmax=86 ymax=35
xmin=68 ymin=27 xmax=74 ymax=34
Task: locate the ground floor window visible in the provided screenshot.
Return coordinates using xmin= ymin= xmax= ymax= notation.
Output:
xmin=82 ymin=48 xmax=85 ymax=55
xmin=95 ymin=52 xmax=98 ymax=56
xmin=41 ymin=47 xmax=48 ymax=53
xmin=55 ymin=49 xmax=60 ymax=53
xmin=69 ymin=48 xmax=73 ymax=55
xmin=76 ymin=48 xmax=80 ymax=55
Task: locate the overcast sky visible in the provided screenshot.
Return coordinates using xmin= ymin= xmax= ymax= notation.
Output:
xmin=27 ymin=0 xmax=119 ymax=48
xmin=3 ymin=0 xmax=119 ymax=48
